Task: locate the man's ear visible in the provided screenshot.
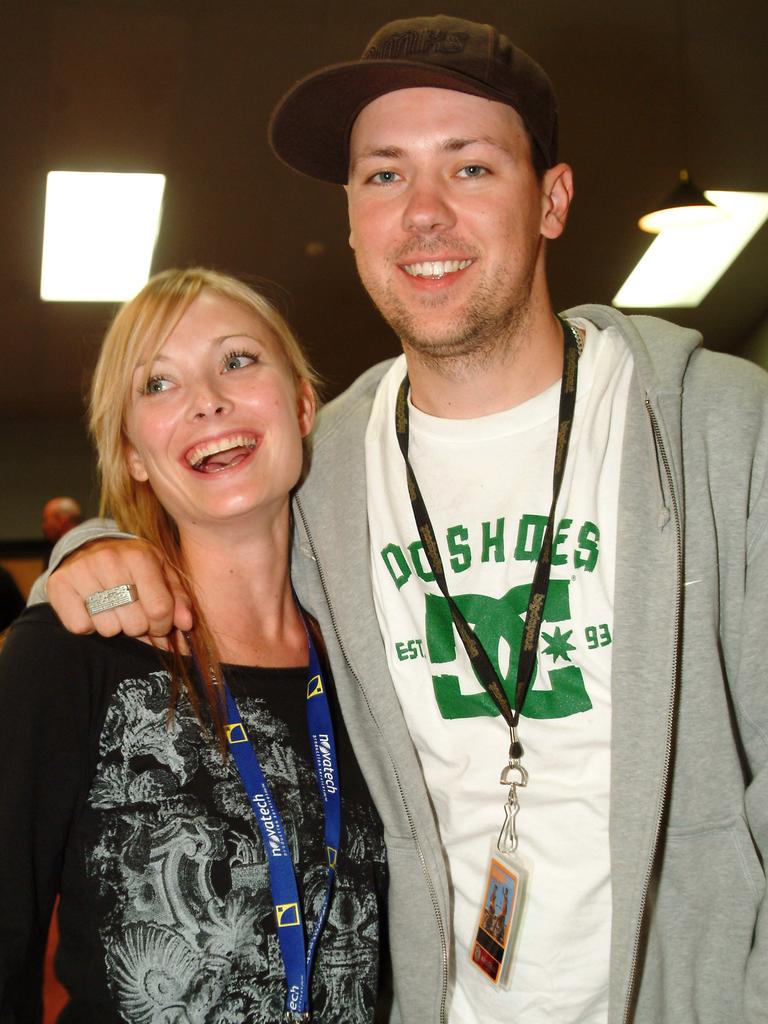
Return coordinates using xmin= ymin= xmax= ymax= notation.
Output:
xmin=125 ymin=443 xmax=149 ymax=482
xmin=297 ymin=378 xmax=317 ymax=438
xmin=540 ymin=163 xmax=574 ymax=240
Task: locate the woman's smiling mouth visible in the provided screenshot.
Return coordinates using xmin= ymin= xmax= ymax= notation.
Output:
xmin=185 ymin=434 xmax=259 ymax=473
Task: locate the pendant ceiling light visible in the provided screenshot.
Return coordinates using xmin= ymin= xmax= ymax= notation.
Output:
xmin=638 ymin=169 xmax=727 ymax=233
xmin=613 ymin=0 xmax=763 ymax=309
xmin=637 ymin=1 xmax=727 ymax=236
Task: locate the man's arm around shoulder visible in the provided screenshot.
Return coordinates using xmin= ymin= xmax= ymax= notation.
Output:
xmin=29 ymin=518 xmax=192 ymax=638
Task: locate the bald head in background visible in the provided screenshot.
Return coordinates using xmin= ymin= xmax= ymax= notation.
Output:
xmin=41 ymin=496 xmax=83 ymax=545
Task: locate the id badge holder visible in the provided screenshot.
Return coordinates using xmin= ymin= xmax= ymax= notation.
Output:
xmin=469 ymin=758 xmax=530 ymax=988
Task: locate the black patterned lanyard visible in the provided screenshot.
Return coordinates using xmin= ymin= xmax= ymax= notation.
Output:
xmin=394 ymin=317 xmax=581 ymax=772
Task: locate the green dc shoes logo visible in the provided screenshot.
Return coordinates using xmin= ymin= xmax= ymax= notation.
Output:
xmin=426 ymin=578 xmax=592 ymax=720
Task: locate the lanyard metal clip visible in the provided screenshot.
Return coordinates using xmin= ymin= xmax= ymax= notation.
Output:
xmin=498 ymin=725 xmax=528 ymax=854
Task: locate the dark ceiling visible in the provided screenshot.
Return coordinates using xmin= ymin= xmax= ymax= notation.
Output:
xmin=2 ymin=0 xmax=767 ymax=422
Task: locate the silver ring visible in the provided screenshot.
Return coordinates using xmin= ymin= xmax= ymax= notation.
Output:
xmin=85 ymin=583 xmax=138 ymax=616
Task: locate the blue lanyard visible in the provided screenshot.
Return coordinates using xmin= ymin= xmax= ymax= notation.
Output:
xmin=197 ymin=612 xmax=341 ymax=1020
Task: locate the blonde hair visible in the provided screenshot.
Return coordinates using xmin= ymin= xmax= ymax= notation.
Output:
xmin=89 ymin=267 xmax=320 ymax=743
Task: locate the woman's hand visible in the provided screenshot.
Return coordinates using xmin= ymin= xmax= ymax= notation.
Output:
xmin=47 ymin=538 xmax=193 ymax=638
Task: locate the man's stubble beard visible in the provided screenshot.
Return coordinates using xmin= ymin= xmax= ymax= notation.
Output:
xmin=359 ymin=246 xmax=540 ymax=377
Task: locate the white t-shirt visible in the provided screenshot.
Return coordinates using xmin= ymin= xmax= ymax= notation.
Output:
xmin=365 ymin=320 xmax=633 ymax=1023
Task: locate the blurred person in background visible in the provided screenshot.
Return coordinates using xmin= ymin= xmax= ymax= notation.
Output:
xmin=41 ymin=496 xmax=83 ymax=545
xmin=0 ymin=566 xmax=24 ymax=631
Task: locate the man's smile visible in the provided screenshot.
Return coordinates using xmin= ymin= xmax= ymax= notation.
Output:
xmin=400 ymin=258 xmax=474 ymax=280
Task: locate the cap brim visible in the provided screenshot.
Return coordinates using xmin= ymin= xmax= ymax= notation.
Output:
xmin=269 ymin=60 xmax=531 ymax=185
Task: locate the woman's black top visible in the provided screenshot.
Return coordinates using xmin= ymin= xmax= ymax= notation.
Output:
xmin=0 ymin=604 xmax=387 ymax=1023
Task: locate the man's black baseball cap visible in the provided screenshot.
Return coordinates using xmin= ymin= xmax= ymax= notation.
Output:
xmin=269 ymin=14 xmax=559 ymax=184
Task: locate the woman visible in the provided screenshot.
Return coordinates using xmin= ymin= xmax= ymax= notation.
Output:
xmin=0 ymin=268 xmax=387 ymax=1022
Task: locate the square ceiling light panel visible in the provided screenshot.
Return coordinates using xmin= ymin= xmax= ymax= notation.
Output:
xmin=40 ymin=171 xmax=166 ymax=302
xmin=614 ymin=191 xmax=768 ymax=308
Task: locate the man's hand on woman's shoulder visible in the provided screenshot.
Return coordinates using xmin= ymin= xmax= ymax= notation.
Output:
xmin=47 ymin=538 xmax=193 ymax=638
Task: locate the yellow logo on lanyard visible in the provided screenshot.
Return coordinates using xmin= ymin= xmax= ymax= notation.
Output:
xmin=326 ymin=846 xmax=338 ymax=870
xmin=225 ymin=722 xmax=248 ymax=744
xmin=275 ymin=902 xmax=301 ymax=927
xmin=307 ymin=674 xmax=324 ymax=699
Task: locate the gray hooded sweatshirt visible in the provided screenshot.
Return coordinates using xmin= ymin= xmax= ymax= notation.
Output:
xmin=289 ymin=305 xmax=768 ymax=1024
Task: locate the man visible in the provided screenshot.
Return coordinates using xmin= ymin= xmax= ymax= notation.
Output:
xmin=41 ymin=495 xmax=83 ymax=545
xmin=32 ymin=15 xmax=767 ymax=1024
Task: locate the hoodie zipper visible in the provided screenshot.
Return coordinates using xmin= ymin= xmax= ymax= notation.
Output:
xmin=294 ymin=496 xmax=450 ymax=1024
xmin=622 ymin=400 xmax=684 ymax=1024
